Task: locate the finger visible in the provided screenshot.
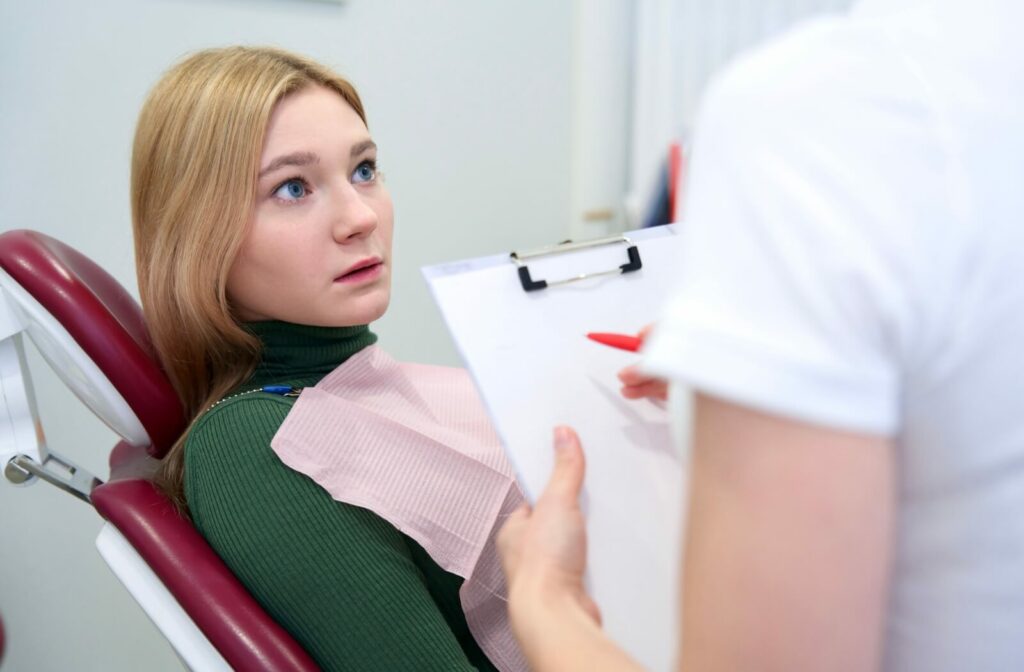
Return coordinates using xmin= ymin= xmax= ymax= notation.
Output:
xmin=620 ymin=380 xmax=669 ymax=401
xmin=618 ymin=364 xmax=668 ymax=389
xmin=508 ymin=501 xmax=532 ymax=518
xmin=539 ymin=426 xmax=586 ymax=507
xmin=637 ymin=323 xmax=655 ymax=342
xmin=620 ymin=384 xmax=643 ymax=399
xmin=617 ymin=364 xmax=652 ymax=386
xmin=579 ymin=593 xmax=603 ymax=627
xmin=497 ymin=503 xmax=531 ymax=552
xmin=628 ymin=383 xmax=668 ymax=401
xmin=497 ymin=504 xmax=531 ymax=574
xmin=619 ymin=364 xmax=667 ymax=389
xmin=614 ymin=364 xmax=663 ymax=385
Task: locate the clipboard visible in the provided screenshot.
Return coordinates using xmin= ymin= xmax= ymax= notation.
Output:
xmin=423 ymin=224 xmax=685 ymax=671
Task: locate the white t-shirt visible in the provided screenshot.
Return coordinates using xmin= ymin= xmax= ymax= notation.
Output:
xmin=643 ymin=0 xmax=1024 ymax=669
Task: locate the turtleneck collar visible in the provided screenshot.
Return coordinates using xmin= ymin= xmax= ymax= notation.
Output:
xmin=243 ymin=320 xmax=377 ymax=389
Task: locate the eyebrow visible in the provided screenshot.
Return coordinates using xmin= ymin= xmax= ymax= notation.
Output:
xmin=258 ymin=151 xmax=319 ymax=178
xmin=351 ymin=139 xmax=377 ymax=158
xmin=257 ymin=140 xmax=377 ymax=179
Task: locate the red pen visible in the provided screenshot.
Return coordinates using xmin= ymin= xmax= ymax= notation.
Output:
xmin=586 ymin=332 xmax=643 ymax=353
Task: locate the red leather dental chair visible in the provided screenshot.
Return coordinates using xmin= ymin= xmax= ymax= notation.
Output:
xmin=0 ymin=229 xmax=318 ymax=671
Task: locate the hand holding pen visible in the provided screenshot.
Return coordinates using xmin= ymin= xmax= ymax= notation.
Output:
xmin=586 ymin=325 xmax=669 ymax=402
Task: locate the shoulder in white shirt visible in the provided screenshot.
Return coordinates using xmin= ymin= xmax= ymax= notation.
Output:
xmin=643 ymin=1 xmax=1024 ymax=669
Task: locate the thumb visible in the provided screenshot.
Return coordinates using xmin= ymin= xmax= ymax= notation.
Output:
xmin=497 ymin=502 xmax=531 ymax=576
xmin=579 ymin=593 xmax=603 ymax=627
xmin=540 ymin=426 xmax=585 ymax=506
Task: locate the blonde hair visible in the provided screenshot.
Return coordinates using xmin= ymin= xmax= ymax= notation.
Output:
xmin=131 ymin=46 xmax=367 ymax=511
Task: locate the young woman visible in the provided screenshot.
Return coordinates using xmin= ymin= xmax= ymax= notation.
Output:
xmin=131 ymin=46 xmax=510 ymax=671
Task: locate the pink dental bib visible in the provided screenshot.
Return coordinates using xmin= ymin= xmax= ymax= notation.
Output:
xmin=271 ymin=345 xmax=527 ymax=671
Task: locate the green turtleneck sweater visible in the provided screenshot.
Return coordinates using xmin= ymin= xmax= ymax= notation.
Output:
xmin=184 ymin=321 xmax=497 ymax=672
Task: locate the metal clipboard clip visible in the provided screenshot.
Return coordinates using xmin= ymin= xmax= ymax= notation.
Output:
xmin=509 ymin=234 xmax=643 ymax=292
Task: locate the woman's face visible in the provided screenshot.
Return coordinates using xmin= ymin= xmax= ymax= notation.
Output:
xmin=227 ymin=85 xmax=394 ymax=326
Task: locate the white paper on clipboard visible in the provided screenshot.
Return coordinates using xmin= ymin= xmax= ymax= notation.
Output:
xmin=423 ymin=224 xmax=686 ymax=672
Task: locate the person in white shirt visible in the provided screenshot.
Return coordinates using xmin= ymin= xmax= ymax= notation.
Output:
xmin=497 ymin=0 xmax=1024 ymax=670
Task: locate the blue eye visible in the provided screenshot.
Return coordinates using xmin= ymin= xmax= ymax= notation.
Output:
xmin=273 ymin=178 xmax=309 ymax=201
xmin=353 ymin=161 xmax=377 ymax=184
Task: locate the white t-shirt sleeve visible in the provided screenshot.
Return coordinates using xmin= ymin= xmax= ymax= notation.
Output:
xmin=643 ymin=21 xmax=951 ymax=436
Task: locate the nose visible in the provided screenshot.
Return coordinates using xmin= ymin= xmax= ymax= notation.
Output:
xmin=331 ymin=183 xmax=379 ymax=243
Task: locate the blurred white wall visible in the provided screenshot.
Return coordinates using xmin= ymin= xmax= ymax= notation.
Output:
xmin=626 ymin=0 xmax=854 ymax=226
xmin=0 ymin=1 xmax=574 ymax=669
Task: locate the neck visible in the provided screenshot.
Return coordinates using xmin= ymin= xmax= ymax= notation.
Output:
xmin=241 ymin=320 xmax=377 ymax=390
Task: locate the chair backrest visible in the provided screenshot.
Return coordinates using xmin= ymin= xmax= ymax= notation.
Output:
xmin=0 ymin=229 xmax=319 ymax=671
xmin=92 ymin=446 xmax=319 ymax=671
xmin=0 ymin=229 xmax=183 ymax=455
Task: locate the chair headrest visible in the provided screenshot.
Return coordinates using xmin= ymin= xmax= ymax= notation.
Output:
xmin=0 ymin=230 xmax=184 ymax=456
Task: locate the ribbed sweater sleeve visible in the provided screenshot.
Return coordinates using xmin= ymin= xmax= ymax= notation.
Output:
xmin=184 ymin=394 xmax=494 ymax=671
